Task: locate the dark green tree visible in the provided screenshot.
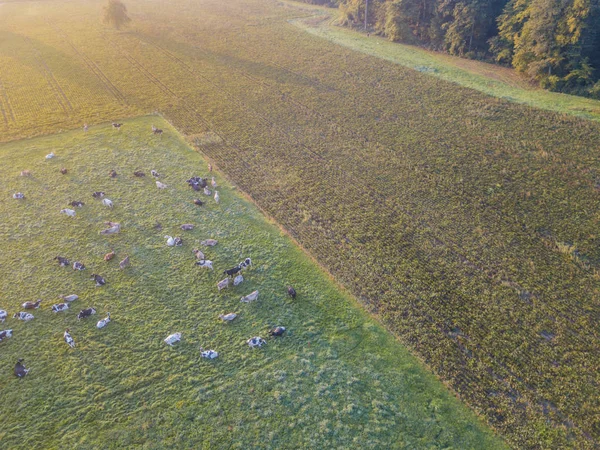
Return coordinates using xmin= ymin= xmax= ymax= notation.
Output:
xmin=103 ymin=0 xmax=131 ymax=30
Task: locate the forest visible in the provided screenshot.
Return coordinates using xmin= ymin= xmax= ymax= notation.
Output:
xmin=302 ymin=0 xmax=600 ymax=98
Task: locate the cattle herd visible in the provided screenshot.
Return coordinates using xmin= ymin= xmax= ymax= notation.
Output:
xmin=2 ymin=123 xmax=297 ymax=378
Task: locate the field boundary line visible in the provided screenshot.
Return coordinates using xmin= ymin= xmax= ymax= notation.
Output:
xmin=0 ymin=75 xmax=15 ymax=126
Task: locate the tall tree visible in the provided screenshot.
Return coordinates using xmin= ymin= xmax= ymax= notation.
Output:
xmin=103 ymin=0 xmax=131 ymax=30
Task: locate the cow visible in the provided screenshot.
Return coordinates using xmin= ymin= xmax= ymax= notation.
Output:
xmin=247 ymin=337 xmax=266 ymax=348
xmin=240 ymin=290 xmax=259 ymax=303
xmin=14 ymin=359 xmax=29 ymax=378
xmin=51 ymin=303 xmax=69 ymax=313
xmin=217 ymin=278 xmax=230 ymax=291
xmin=164 ymin=333 xmax=181 ymax=346
xmin=77 ymin=308 xmax=97 ymax=320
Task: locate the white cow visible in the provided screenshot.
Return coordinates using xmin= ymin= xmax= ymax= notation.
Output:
xmin=196 ymin=260 xmax=213 ymax=270
xmin=60 ymin=208 xmax=76 ymax=217
xmin=200 ymin=349 xmax=219 ymax=359
xmin=0 ymin=310 xmax=7 ymax=322
xmin=13 ymin=312 xmax=34 ymax=321
xmin=247 ymin=337 xmax=266 ymax=348
xmin=240 ymin=290 xmax=259 ymax=303
xmin=164 ymin=332 xmax=182 ymax=346
xmin=102 ymin=198 xmax=114 ymax=208
xmin=51 ymin=303 xmax=69 ymax=313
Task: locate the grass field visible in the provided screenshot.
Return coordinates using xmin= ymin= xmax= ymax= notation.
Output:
xmin=1 ymin=0 xmax=600 ymax=448
xmin=0 ymin=116 xmax=507 ymax=449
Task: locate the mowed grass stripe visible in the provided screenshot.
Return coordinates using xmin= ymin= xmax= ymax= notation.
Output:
xmin=0 ymin=116 xmax=506 ymax=449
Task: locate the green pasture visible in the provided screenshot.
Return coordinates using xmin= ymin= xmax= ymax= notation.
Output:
xmin=0 ymin=116 xmax=506 ymax=449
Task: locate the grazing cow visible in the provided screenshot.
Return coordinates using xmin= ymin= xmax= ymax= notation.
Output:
xmin=287 ymin=286 xmax=297 ymax=299
xmin=59 ymin=294 xmax=79 ymax=302
xmin=54 ymin=256 xmax=70 ymax=267
xmin=119 ymin=256 xmax=130 ymax=269
xmin=193 ymin=199 xmax=204 ymax=206
xmin=193 ymin=249 xmax=205 ymax=260
xmin=180 ymin=224 xmax=194 ymax=231
xmin=211 ymin=177 xmax=217 ymax=188
xmin=69 ymin=201 xmax=85 ymax=207
xmin=91 ymin=274 xmax=106 ymax=287
xmin=208 ymin=163 xmax=213 ymax=172
xmin=14 ymin=359 xmax=29 ymax=378
xmin=151 ymin=170 xmax=160 ymax=177
xmin=156 ymin=181 xmax=167 ymax=189
xmin=73 ymin=261 xmax=85 ymax=271
xmin=13 ymin=312 xmax=34 ymax=321
xmin=233 ymin=274 xmax=244 ymax=286
xmin=104 ymin=251 xmax=115 ymax=261
xmin=238 ymin=258 xmax=252 ymax=269
xmin=102 ymin=198 xmax=114 ymax=208
xmin=217 ymin=278 xmax=230 ymax=291
xmin=97 ymin=312 xmax=111 ymax=329
xmin=186 ymin=176 xmax=207 ymax=189
xmin=269 ymin=326 xmax=286 ymax=337
xmin=0 ymin=329 xmax=12 ymax=342
xmin=134 ymin=171 xmax=145 ymax=177
xmin=240 ymin=290 xmax=259 ymax=303
xmin=64 ymin=329 xmax=75 ymax=348
xmin=60 ymin=208 xmax=76 ymax=217
xmin=201 ymin=239 xmax=218 ymax=246
xmin=112 ymin=123 xmax=122 ymax=130
xmin=77 ymin=307 xmax=97 ymax=320
xmin=100 ymin=223 xmax=121 ymax=235
xmin=60 ymin=168 xmax=68 ymax=175
xmin=247 ymin=337 xmax=266 ymax=348
xmin=46 ymin=152 xmax=55 ymax=159
xmin=83 ymin=123 xmax=88 ymax=132
xmin=109 ymin=170 xmax=117 ymax=178
xmin=0 ymin=310 xmax=7 ymax=322
xmin=223 ymin=266 xmax=242 ymax=278
xmin=51 ymin=303 xmax=69 ymax=313
xmin=92 ymin=191 xmax=105 ymax=199
xmin=13 ymin=192 xmax=25 ymax=199
xmin=214 ymin=191 xmax=219 ymax=204
xmin=196 ymin=260 xmax=213 ymax=270
xmin=203 ymin=187 xmax=212 ymax=196
xmin=22 ymin=299 xmax=42 ymax=309
xmin=173 ymin=237 xmax=183 ymax=246
xmin=153 ymin=128 xmax=163 ymax=136
xmin=164 ymin=333 xmax=181 ymax=346
xmin=200 ymin=349 xmax=218 ymax=359
xmin=20 ymin=170 xmax=31 ymax=177
xmin=219 ymin=313 xmax=237 ymax=322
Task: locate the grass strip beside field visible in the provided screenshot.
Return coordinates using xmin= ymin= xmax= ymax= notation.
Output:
xmin=0 ymin=116 xmax=506 ymax=449
xmin=285 ymin=1 xmax=600 ymax=122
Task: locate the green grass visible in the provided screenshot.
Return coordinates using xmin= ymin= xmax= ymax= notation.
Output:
xmin=286 ymin=1 xmax=600 ymax=121
xmin=0 ymin=116 xmax=506 ymax=449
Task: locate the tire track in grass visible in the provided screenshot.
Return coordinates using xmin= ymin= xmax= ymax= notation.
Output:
xmin=0 ymin=75 xmax=15 ymax=126
xmin=45 ymin=20 xmax=128 ymax=106
xmin=23 ymin=36 xmax=72 ymax=116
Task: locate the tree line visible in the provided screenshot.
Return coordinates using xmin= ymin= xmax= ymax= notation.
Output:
xmin=300 ymin=0 xmax=600 ymax=99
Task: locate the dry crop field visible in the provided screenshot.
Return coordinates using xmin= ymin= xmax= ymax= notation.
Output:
xmin=0 ymin=0 xmax=599 ymax=448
